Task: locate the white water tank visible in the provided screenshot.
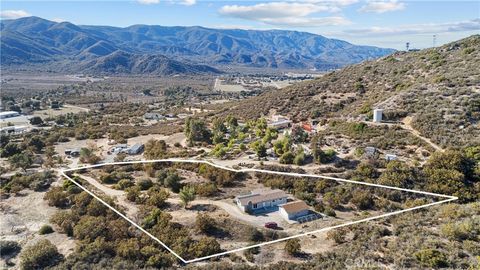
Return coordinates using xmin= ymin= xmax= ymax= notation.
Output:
xmin=373 ymin=109 xmax=383 ymax=122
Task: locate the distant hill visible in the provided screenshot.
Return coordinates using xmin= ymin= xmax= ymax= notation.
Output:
xmin=79 ymin=51 xmax=220 ymax=75
xmin=222 ymin=35 xmax=480 ymax=148
xmin=0 ymin=16 xmax=394 ymax=72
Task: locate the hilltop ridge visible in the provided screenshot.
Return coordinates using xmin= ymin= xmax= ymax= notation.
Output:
xmin=221 ymin=35 xmax=480 ymax=148
xmin=1 ymin=16 xmax=394 ymax=72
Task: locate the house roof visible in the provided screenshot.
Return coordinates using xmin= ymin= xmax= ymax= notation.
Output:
xmin=279 ymin=201 xmax=309 ymax=214
xmin=236 ymin=189 xmax=287 ymax=206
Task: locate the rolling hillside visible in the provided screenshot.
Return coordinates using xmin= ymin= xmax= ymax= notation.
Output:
xmin=222 ymin=35 xmax=480 ymax=148
xmin=0 ymin=16 xmax=394 ymax=71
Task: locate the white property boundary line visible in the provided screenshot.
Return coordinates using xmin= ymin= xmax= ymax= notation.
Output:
xmin=60 ymin=158 xmax=458 ymax=264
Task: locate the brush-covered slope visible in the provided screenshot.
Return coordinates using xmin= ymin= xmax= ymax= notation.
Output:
xmin=224 ymin=35 xmax=480 ymax=148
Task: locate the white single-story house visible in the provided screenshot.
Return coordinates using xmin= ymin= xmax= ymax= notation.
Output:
xmin=235 ymin=189 xmax=288 ymax=213
xmin=279 ymin=201 xmax=310 ymax=221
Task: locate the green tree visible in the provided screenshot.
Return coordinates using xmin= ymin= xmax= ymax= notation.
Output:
xmin=294 ymin=150 xmax=306 ymax=165
xmin=179 ymin=186 xmax=195 ymax=209
xmin=8 ymin=152 xmax=33 ymax=170
xmin=27 ymin=136 xmax=46 ymax=153
xmin=279 ymin=151 xmax=295 ymax=164
xmin=185 ymin=118 xmax=211 ymax=146
xmin=291 ymin=125 xmax=308 ymax=143
xmin=164 ymin=173 xmax=181 ymax=192
xmin=29 ymin=116 xmax=44 ymax=126
xmin=251 ymin=141 xmax=267 ymax=158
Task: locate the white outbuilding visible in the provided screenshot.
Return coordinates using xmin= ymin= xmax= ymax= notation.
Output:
xmin=373 ymin=109 xmax=383 ymax=123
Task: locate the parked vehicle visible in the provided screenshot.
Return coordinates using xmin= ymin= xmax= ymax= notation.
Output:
xmin=264 ymin=222 xmax=278 ymax=229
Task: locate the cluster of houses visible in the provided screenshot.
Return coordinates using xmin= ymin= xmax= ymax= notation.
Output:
xmin=235 ymin=189 xmax=315 ymax=222
xmin=64 ymin=143 xmax=144 ymax=158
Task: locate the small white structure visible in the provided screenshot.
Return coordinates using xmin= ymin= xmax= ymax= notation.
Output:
xmin=373 ymin=109 xmax=383 ymax=123
xmin=385 ymin=154 xmax=398 ymax=161
xmin=279 ymin=201 xmax=310 ymax=221
xmin=235 ymin=189 xmax=288 ymax=213
xmin=0 ymin=111 xmax=20 ymax=119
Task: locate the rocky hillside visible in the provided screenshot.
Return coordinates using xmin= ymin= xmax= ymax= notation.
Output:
xmin=223 ymin=35 xmax=480 ymax=148
xmin=1 ymin=16 xmax=394 ymax=71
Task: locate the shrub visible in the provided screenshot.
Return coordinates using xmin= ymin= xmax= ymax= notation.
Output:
xmin=164 ymin=173 xmax=181 ymax=193
xmin=20 ymin=239 xmax=61 ymax=270
xmin=179 ymin=186 xmax=196 ymax=208
xmin=194 ymin=183 xmax=218 ymax=197
xmin=195 ymin=213 xmax=216 ymax=234
xmin=327 ymin=228 xmax=347 ymax=244
xmin=137 ymin=178 xmax=153 ymax=190
xmin=38 ymin=225 xmax=54 ymax=235
xmin=350 ymin=190 xmax=375 ymax=210
xmin=44 ymin=187 xmax=69 ymax=208
xmin=279 ymin=151 xmax=295 ymax=164
xmin=414 ymin=248 xmax=448 ymax=268
xmin=324 ymin=207 xmax=336 ymax=217
xmin=284 ymin=239 xmax=301 ymax=256
xmin=247 ymin=227 xmax=264 ymax=242
xmin=115 ymin=179 xmax=134 ymax=190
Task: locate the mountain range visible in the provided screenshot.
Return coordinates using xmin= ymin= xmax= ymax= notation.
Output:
xmin=0 ymin=16 xmax=395 ymax=75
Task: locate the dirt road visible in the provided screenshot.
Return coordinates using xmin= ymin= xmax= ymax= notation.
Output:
xmin=401 ymin=117 xmax=443 ymax=152
xmin=73 ymin=174 xmax=138 ymax=218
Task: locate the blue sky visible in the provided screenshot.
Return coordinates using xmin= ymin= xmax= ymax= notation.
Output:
xmin=1 ymin=0 xmax=479 ymax=49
